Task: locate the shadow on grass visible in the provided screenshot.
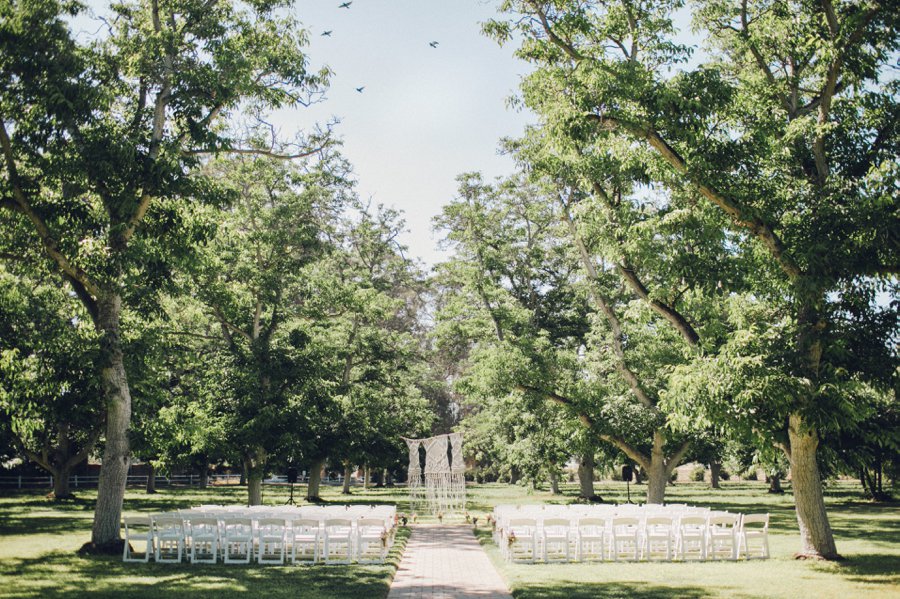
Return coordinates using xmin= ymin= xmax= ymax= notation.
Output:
xmin=511 ymin=581 xmax=709 ymax=599
xmin=817 ymin=553 xmax=900 ymax=586
xmin=0 ymin=527 xmax=411 ymax=599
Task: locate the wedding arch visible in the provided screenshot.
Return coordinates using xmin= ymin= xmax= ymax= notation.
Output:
xmin=403 ymin=433 xmax=466 ymax=514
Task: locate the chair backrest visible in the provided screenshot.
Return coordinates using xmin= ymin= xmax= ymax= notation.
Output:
xmin=291 ymin=518 xmax=320 ymax=535
xmin=508 ymin=518 xmax=536 ymax=532
xmin=324 ymin=518 xmax=353 ymax=530
xmin=645 ymin=516 xmax=673 ymax=528
xmin=709 ymin=513 xmax=739 ymax=528
xmin=741 ymin=513 xmax=769 ymax=529
xmin=257 ymin=518 xmax=286 ymax=534
xmin=189 ymin=517 xmax=219 ymax=534
xmin=679 ymin=516 xmax=707 ymax=528
xmin=153 ymin=516 xmax=183 ymax=534
xmin=223 ymin=517 xmax=252 ymax=535
xmin=612 ymin=516 xmax=640 ymax=528
xmin=357 ymin=518 xmax=385 ymax=531
xmin=577 ymin=517 xmax=606 ymax=533
xmin=542 ymin=518 xmax=570 ymax=528
xmin=124 ymin=516 xmax=151 ymax=527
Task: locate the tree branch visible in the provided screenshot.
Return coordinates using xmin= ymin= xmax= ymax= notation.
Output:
xmin=585 ymin=113 xmax=802 ymax=279
xmin=0 ymin=121 xmax=101 ymax=297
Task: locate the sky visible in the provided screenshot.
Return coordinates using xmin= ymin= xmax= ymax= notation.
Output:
xmin=287 ymin=1 xmax=534 ymax=269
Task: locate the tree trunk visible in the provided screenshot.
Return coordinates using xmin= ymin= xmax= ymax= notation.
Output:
xmin=245 ymin=447 xmax=267 ymax=506
xmin=248 ymin=471 xmax=263 ymax=506
xmin=549 ymin=470 xmax=560 ymax=494
xmin=709 ymin=461 xmax=722 ymax=489
xmin=199 ymin=467 xmax=209 ymax=489
xmin=645 ymin=432 xmax=670 ymax=504
xmin=240 ymin=461 xmax=247 ymax=486
xmin=306 ymin=458 xmax=325 ymax=500
xmin=788 ymin=413 xmax=838 ymax=559
xmin=53 ymin=463 xmax=73 ymax=499
xmin=509 ymin=466 xmax=520 ymax=485
xmin=578 ymin=453 xmax=596 ymax=498
xmin=769 ymin=474 xmax=783 ymax=493
xmin=146 ymin=463 xmax=157 ymax=494
xmin=90 ymin=293 xmax=132 ymax=550
xmin=385 ymin=469 xmax=393 ymax=487
xmin=342 ymin=462 xmax=352 ymax=495
xmin=363 ymin=464 xmax=371 ymax=489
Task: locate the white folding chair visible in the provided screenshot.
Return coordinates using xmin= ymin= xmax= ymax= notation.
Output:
xmin=675 ymin=515 xmax=707 ymax=561
xmin=152 ymin=515 xmax=184 ymax=563
xmin=610 ymin=516 xmax=641 ymax=561
xmin=506 ymin=518 xmax=537 ymax=563
xmin=707 ymin=513 xmax=739 ymax=560
xmin=257 ymin=517 xmax=287 ymax=564
xmin=356 ymin=518 xmax=388 ymax=564
xmin=222 ymin=516 xmax=253 ymax=564
xmin=188 ymin=516 xmax=220 ymax=564
xmin=122 ymin=516 xmax=153 ymax=563
xmin=323 ymin=518 xmax=354 ymax=564
xmin=575 ymin=517 xmax=606 ymax=562
xmin=642 ymin=516 xmax=674 ymax=561
xmin=290 ymin=518 xmax=321 ymax=564
xmin=540 ymin=518 xmax=572 ymax=563
xmin=738 ymin=513 xmax=770 ymax=559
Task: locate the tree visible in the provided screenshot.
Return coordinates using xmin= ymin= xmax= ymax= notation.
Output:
xmin=0 ymin=264 xmax=101 ymax=499
xmin=435 ymin=173 xmax=701 ymax=503
xmin=0 ymin=0 xmax=329 ymax=548
xmin=487 ymin=0 xmax=897 ymax=559
xmin=191 ymin=154 xmax=337 ymax=505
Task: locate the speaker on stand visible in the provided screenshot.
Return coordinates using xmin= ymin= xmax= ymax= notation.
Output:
xmin=622 ymin=465 xmax=633 ymax=504
xmin=285 ymin=466 xmax=298 ymax=505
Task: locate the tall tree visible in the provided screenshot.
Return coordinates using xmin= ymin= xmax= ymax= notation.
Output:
xmin=488 ymin=0 xmax=898 ymax=558
xmin=0 ymin=0 xmax=329 ymax=548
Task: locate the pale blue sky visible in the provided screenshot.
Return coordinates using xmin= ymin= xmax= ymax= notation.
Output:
xmin=290 ymin=1 xmax=534 ymax=268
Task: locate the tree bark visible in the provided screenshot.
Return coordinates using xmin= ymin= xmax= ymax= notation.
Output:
xmin=199 ymin=467 xmax=209 ymax=489
xmin=578 ymin=453 xmax=596 ymax=498
xmin=363 ymin=464 xmax=371 ymax=489
xmin=788 ymin=413 xmax=838 ymax=558
xmin=342 ymin=462 xmax=352 ymax=495
xmin=248 ymin=471 xmax=263 ymax=506
xmin=769 ymin=474 xmax=783 ymax=493
xmin=549 ymin=470 xmax=560 ymax=495
xmin=146 ymin=463 xmax=157 ymax=494
xmin=710 ymin=461 xmax=722 ymax=489
xmin=245 ymin=447 xmax=267 ymax=505
xmin=90 ymin=293 xmax=132 ymax=549
xmin=53 ymin=463 xmax=73 ymax=499
xmin=306 ymin=458 xmax=325 ymax=500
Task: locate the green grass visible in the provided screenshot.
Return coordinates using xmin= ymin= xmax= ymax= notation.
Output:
xmin=469 ymin=480 xmax=900 ymax=599
xmin=0 ymin=483 xmax=412 ymax=598
xmin=0 ymin=480 xmax=897 ymax=598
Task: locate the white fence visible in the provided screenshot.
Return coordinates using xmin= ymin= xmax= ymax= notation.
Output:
xmin=0 ymin=472 xmax=361 ymax=491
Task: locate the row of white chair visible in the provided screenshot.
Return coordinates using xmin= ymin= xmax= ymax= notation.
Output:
xmin=499 ymin=512 xmax=769 ymax=562
xmin=123 ymin=512 xmax=395 ymax=565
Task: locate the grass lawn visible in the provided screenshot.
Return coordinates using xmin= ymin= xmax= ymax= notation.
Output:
xmin=0 ymin=479 xmax=897 ymax=598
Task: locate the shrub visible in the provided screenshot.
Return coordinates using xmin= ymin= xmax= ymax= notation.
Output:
xmin=691 ymin=465 xmax=707 ymax=482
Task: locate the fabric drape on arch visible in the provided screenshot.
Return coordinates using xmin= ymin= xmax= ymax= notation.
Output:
xmin=402 ymin=434 xmax=466 ymax=514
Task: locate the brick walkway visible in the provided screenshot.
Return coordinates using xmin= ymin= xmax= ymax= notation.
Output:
xmin=387 ymin=525 xmax=512 ymax=599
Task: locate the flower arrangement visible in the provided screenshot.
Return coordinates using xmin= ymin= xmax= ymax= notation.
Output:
xmin=487 ymin=514 xmax=496 ymax=531
xmin=472 ymin=516 xmax=479 ymax=527
xmin=397 ymin=512 xmax=409 ymax=526
xmin=507 ymin=531 xmax=517 ymax=547
xmin=437 ymin=511 xmax=444 ymax=523
xmin=412 ymin=513 xmax=418 ymax=523
xmin=464 ymin=511 xmax=471 ymax=523
xmin=381 ymin=529 xmax=389 ymax=548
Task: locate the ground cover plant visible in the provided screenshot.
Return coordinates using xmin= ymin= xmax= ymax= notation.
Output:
xmin=1 ymin=479 xmax=897 ymax=598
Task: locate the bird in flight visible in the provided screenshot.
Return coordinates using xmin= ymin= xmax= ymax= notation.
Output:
xmin=429 ymin=41 xmax=439 ymax=48
xmin=339 ymin=2 xmax=352 ymax=8
xmin=355 ymin=86 xmax=365 ymax=93
xmin=321 ymin=30 xmax=332 ymax=36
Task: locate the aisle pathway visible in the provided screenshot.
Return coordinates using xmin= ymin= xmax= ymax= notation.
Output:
xmin=387 ymin=524 xmax=512 ymax=599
